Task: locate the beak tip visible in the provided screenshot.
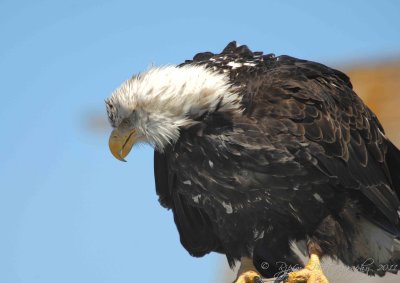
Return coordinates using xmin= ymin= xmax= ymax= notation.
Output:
xmin=109 ymin=128 xmax=136 ymax=162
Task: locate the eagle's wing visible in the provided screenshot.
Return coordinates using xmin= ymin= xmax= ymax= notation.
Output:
xmin=154 ymin=151 xmax=223 ymax=257
xmin=258 ymin=56 xmax=400 ymax=224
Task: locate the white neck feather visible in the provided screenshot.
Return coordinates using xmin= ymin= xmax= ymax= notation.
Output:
xmin=108 ymin=64 xmax=242 ymax=150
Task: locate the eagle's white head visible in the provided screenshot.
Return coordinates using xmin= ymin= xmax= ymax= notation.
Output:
xmin=105 ymin=64 xmax=241 ymax=161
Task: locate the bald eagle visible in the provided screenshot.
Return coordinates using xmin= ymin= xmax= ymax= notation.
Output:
xmin=106 ymin=42 xmax=400 ymax=283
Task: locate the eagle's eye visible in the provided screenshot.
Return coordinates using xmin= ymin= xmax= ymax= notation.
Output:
xmin=120 ymin=118 xmax=131 ymax=127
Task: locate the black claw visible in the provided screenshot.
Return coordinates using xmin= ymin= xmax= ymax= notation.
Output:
xmin=274 ymin=272 xmax=289 ymax=283
xmin=254 ymin=276 xmax=264 ymax=283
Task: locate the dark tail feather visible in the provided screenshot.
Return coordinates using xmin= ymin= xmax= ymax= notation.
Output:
xmin=253 ymin=238 xmax=304 ymax=278
xmin=386 ymin=140 xmax=400 ymax=199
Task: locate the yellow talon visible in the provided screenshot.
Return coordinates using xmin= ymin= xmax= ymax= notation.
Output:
xmin=285 ymin=254 xmax=329 ymax=283
xmin=235 ymin=270 xmax=262 ymax=283
xmin=235 ymin=257 xmax=263 ymax=283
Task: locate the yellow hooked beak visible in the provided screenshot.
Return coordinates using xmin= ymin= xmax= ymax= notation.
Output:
xmin=108 ymin=128 xmax=137 ymax=162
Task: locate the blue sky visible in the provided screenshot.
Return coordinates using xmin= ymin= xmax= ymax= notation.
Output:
xmin=0 ymin=1 xmax=399 ymax=282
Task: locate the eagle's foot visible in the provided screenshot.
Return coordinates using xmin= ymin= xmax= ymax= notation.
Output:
xmin=284 ymin=254 xmax=329 ymax=283
xmin=235 ymin=257 xmax=263 ymax=283
xmin=284 ymin=268 xmax=328 ymax=283
xmin=235 ymin=270 xmax=263 ymax=283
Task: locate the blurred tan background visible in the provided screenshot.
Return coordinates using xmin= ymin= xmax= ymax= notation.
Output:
xmin=348 ymin=60 xmax=400 ymax=146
